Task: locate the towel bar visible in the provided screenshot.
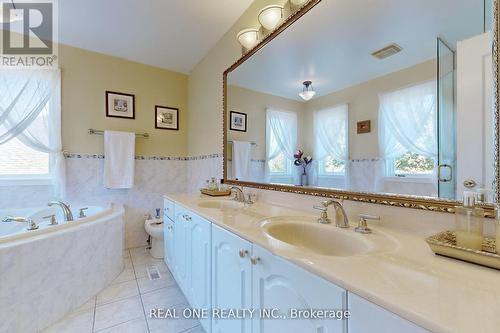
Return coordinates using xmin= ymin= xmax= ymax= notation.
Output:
xmin=88 ymin=129 xmax=149 ymax=138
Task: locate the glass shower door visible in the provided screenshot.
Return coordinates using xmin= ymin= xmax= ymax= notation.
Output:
xmin=437 ymin=37 xmax=457 ymax=199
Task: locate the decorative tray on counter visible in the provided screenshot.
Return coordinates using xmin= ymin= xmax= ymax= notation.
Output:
xmin=200 ymin=188 xmax=232 ymax=197
xmin=426 ymin=231 xmax=500 ymax=270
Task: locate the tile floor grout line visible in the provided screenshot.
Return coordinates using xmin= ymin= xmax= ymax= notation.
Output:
xmin=131 ymin=247 xmax=152 ymax=333
xmin=93 ymin=317 xmax=144 ymax=333
xmin=91 ymin=291 xmax=97 ymax=332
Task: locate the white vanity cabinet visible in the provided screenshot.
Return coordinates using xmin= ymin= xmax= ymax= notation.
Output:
xmin=252 ymin=245 xmax=347 ymax=333
xmin=347 ymin=293 xmax=430 ymax=333
xmin=211 ymin=224 xmax=347 ymax=333
xmin=212 ymin=224 xmax=253 ymax=333
xmin=163 ymin=200 xmax=429 ymax=333
xmin=186 ymin=211 xmax=212 ymax=332
xmin=163 ymin=210 xmax=175 ymax=269
xmin=168 ymin=204 xmax=212 ymax=333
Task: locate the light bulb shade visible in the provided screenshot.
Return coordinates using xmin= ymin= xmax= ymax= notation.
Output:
xmin=258 ymin=5 xmax=284 ymax=31
xmin=299 ymin=90 xmax=316 ymax=101
xmin=299 ymin=81 xmax=316 ymax=101
xmin=290 ymin=0 xmax=308 ymax=6
xmin=237 ymin=28 xmax=259 ymax=50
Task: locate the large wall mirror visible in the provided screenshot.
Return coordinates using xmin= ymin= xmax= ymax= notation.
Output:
xmin=224 ymin=0 xmax=499 ymax=214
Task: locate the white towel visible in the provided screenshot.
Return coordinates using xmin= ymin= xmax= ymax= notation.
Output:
xmin=232 ymin=141 xmax=251 ymax=180
xmin=104 ymin=131 xmax=135 ymax=189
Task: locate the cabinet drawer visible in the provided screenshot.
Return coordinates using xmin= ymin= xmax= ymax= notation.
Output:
xmin=163 ymin=198 xmax=175 ymax=221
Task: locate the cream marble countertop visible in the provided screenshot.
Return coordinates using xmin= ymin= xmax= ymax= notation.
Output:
xmin=165 ymin=193 xmax=500 ymax=333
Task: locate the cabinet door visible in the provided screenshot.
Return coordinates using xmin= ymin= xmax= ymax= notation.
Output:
xmin=212 ymin=224 xmax=252 ymax=333
xmin=163 ymin=216 xmax=175 ymax=271
xmin=186 ymin=212 xmax=212 ymax=332
xmin=252 ymin=245 xmax=347 ymax=333
xmin=348 ymin=293 xmax=429 ymax=333
xmin=173 ymin=206 xmax=189 ymax=293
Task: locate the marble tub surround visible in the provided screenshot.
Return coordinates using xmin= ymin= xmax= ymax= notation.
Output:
xmin=166 ymin=193 xmax=500 ymax=333
xmin=43 ymin=247 xmax=203 ymax=333
xmin=0 ymin=205 xmax=125 ymax=333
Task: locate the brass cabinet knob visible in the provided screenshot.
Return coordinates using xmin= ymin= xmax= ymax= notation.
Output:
xmin=250 ymin=256 xmax=260 ymax=265
xmin=239 ymin=249 xmax=248 ymax=258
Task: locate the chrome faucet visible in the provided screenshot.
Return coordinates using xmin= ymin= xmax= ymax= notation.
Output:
xmin=313 ymin=199 xmax=350 ymax=228
xmin=230 ymin=186 xmax=254 ymax=204
xmin=2 ymin=216 xmax=39 ymax=230
xmin=48 ymin=201 xmax=74 ymax=221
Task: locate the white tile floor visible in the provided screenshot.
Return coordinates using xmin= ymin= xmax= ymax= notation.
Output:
xmin=42 ymin=247 xmax=203 ymax=333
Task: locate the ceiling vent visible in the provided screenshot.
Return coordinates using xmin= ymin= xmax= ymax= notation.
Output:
xmin=371 ymin=44 xmax=402 ymax=60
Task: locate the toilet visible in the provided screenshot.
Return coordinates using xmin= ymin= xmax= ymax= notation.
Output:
xmin=144 ymin=218 xmax=164 ymax=259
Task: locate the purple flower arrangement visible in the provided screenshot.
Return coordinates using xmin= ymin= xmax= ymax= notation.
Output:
xmin=293 ymin=150 xmax=313 ymax=175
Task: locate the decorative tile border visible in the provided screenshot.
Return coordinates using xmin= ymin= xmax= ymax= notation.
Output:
xmin=64 ymin=152 xmax=223 ymax=161
xmin=350 ymin=158 xmax=380 ymax=163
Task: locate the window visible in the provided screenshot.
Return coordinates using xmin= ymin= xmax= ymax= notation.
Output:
xmin=314 ymin=104 xmax=348 ymax=177
xmin=378 ymin=80 xmax=437 ymax=178
xmin=319 ymin=155 xmax=346 ymax=176
xmin=387 ymin=152 xmax=435 ymax=177
xmin=0 ymin=105 xmax=50 ymax=180
xmin=0 ymin=69 xmax=62 ymax=194
xmin=265 ymin=108 xmax=297 ymax=182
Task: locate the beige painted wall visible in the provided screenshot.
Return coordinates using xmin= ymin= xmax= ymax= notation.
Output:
xmin=227 ymin=85 xmax=305 ymax=160
xmin=59 ymin=44 xmax=188 ymax=156
xmin=187 ymin=0 xmax=282 ymax=156
xmin=304 ymin=59 xmax=436 ymax=159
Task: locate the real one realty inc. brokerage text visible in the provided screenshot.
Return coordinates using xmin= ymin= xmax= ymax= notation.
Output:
xmin=149 ymin=308 xmax=351 ymax=320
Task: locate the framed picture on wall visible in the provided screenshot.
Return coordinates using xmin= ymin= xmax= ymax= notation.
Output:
xmin=106 ymin=91 xmax=135 ymax=119
xmin=230 ymin=111 xmax=247 ymax=132
xmin=155 ymin=106 xmax=179 ymax=130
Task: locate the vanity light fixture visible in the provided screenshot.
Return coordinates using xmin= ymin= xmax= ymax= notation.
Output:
xmin=0 ymin=0 xmax=22 ymax=23
xmin=299 ymin=80 xmax=316 ymax=101
xmin=258 ymin=5 xmax=284 ymax=31
xmin=237 ymin=28 xmax=260 ymax=50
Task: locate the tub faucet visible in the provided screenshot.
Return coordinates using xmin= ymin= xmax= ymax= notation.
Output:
xmin=313 ymin=199 xmax=350 ymax=228
xmin=48 ymin=201 xmax=74 ymax=221
xmin=2 ymin=216 xmax=39 ymax=230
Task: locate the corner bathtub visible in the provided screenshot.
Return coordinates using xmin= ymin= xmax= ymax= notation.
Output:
xmin=0 ymin=203 xmax=125 ymax=333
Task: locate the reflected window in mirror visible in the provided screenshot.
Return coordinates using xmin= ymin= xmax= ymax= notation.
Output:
xmin=266 ymin=108 xmax=297 ymax=184
xmin=313 ymin=104 xmax=348 ymax=188
xmin=379 ymin=80 xmax=437 ymax=181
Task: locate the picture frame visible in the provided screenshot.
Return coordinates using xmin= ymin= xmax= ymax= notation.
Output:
xmin=155 ymin=105 xmax=179 ymax=130
xmin=106 ymin=91 xmax=135 ymax=119
xmin=357 ymin=120 xmax=371 ymax=134
xmin=230 ymin=111 xmax=247 ymax=132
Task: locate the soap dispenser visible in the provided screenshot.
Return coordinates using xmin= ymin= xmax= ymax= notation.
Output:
xmin=455 ymin=191 xmax=484 ymax=250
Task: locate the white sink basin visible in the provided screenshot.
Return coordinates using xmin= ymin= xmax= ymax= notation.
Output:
xmin=197 ymin=200 xmax=244 ymax=210
xmin=260 ymin=216 xmax=396 ymax=257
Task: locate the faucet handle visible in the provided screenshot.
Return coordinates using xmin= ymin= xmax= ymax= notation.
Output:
xmin=355 ymin=214 xmax=380 ymax=234
xmin=79 ymin=208 xmax=88 ymax=218
xmin=25 ymin=219 xmax=39 ymax=231
xmin=43 ymin=214 xmax=58 ymax=225
xmin=313 ymin=205 xmax=328 ymax=212
xmin=359 ymin=214 xmax=380 ymax=222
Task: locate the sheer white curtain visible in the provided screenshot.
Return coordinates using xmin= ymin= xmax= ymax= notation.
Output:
xmin=378 ymin=80 xmax=437 ymax=189
xmin=378 ymin=80 xmax=437 ymax=159
xmin=0 ymin=69 xmax=64 ymax=198
xmin=265 ymin=108 xmax=298 ymax=183
xmin=311 ymin=104 xmax=349 ymax=187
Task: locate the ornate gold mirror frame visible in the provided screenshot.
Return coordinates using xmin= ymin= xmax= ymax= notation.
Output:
xmin=223 ymin=0 xmax=499 ymax=217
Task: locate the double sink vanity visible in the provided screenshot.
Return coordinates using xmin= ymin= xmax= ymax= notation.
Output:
xmin=162 ymin=193 xmax=500 ymax=333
